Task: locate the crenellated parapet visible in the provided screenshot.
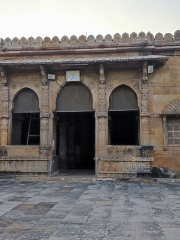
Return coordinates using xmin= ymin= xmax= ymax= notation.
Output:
xmin=1 ymin=30 xmax=180 ymax=51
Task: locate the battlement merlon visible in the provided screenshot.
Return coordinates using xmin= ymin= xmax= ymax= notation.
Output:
xmin=0 ymin=31 xmax=180 ymax=54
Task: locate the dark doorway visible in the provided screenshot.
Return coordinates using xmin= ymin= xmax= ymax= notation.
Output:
xmin=55 ymin=82 xmax=95 ymax=171
xmin=108 ymin=111 xmax=139 ymax=145
xmin=56 ymin=112 xmax=95 ymax=170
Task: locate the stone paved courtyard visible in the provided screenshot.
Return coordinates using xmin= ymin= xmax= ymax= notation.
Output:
xmin=0 ymin=179 xmax=180 ymax=239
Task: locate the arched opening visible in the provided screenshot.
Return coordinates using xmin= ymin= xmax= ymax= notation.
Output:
xmin=11 ymin=88 xmax=40 ymax=145
xmin=55 ymin=82 xmax=95 ymax=171
xmin=108 ymin=85 xmax=139 ymax=145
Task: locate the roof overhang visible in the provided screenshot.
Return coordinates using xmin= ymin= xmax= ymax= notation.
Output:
xmin=0 ymin=55 xmax=169 ymax=67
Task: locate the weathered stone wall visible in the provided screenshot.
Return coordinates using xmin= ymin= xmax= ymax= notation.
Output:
xmin=149 ymin=57 xmax=180 ymax=176
xmin=0 ymin=30 xmax=180 ymax=177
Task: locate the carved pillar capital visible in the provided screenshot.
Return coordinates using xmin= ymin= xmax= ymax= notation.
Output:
xmin=40 ymin=65 xmax=48 ymax=85
xmin=142 ymin=61 xmax=148 ymax=75
xmin=99 ymin=64 xmax=105 ymax=83
xmin=0 ymin=66 xmax=8 ymax=86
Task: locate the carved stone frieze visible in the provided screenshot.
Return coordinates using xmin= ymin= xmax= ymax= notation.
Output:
xmin=98 ymin=161 xmax=151 ymax=174
xmin=96 ymin=145 xmax=154 ymax=159
xmin=97 ymin=145 xmax=153 ymax=177
xmin=0 ymin=146 xmax=8 ymax=156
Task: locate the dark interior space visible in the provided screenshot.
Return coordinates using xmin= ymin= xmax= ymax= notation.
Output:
xmin=56 ymin=112 xmax=95 ymax=170
xmin=108 ymin=111 xmax=139 ymax=145
xmin=12 ymin=113 xmax=40 ymax=145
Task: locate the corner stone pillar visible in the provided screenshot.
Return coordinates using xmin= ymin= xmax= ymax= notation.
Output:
xmin=0 ymin=67 xmax=9 ymax=146
xmin=140 ymin=62 xmax=150 ymax=145
xmin=40 ymin=65 xmax=50 ymax=146
xmin=97 ymin=64 xmax=108 ymax=146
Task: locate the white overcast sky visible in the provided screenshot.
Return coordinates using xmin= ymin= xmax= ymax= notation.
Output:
xmin=0 ymin=0 xmax=180 ymax=39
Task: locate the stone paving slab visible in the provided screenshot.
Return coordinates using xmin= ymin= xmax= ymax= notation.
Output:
xmin=0 ymin=179 xmax=180 ymax=239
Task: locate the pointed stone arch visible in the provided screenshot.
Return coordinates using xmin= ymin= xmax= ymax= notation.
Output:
xmin=109 ymin=84 xmax=138 ymax=111
xmin=13 ymin=88 xmax=40 ymax=113
xmin=12 ymin=88 xmax=40 ymax=145
xmin=108 ymin=84 xmax=139 ymax=145
xmin=56 ymin=82 xmax=93 ymax=112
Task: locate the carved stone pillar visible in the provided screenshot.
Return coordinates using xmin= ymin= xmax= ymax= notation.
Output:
xmin=97 ymin=64 xmax=108 ymax=145
xmin=58 ymin=123 xmax=68 ymax=170
xmin=40 ymin=65 xmax=50 ymax=146
xmin=140 ymin=62 xmax=150 ymax=145
xmin=0 ymin=67 xmax=9 ymax=146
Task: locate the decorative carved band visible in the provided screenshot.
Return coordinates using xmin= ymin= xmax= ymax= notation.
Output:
xmin=0 ymin=146 xmax=8 ymax=156
xmin=99 ymin=161 xmax=151 ymax=174
xmin=0 ymin=66 xmax=8 ymax=86
xmin=0 ymin=160 xmax=48 ymax=172
xmin=96 ymin=145 xmax=154 ymax=159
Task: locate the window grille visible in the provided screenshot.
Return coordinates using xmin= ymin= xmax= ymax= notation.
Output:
xmin=167 ymin=117 xmax=180 ymax=145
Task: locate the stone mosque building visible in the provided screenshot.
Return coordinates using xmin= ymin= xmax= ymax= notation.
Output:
xmin=0 ymin=30 xmax=180 ymax=178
